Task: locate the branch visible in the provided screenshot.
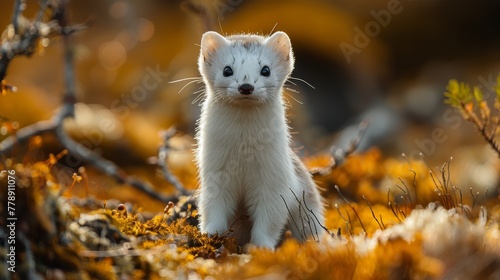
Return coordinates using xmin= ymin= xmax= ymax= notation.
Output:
xmin=0 ymin=0 xmax=90 ymax=82
xmin=311 ymin=120 xmax=368 ymax=175
xmin=0 ymin=1 xmax=181 ymax=204
xmin=2 ymin=1 xmax=41 ymax=81
xmin=57 ymin=2 xmax=178 ymax=204
xmin=332 ymin=120 xmax=368 ymax=165
xmin=0 ymin=119 xmax=57 ymax=154
xmin=157 ymin=127 xmax=190 ymax=196
xmin=12 ymin=0 xmax=25 ymax=34
xmin=18 ymin=233 xmax=41 ymax=280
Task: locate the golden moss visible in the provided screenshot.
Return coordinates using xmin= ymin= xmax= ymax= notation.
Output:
xmin=220 ymin=239 xmax=358 ymax=280
xmin=109 ymin=204 xmax=239 ymax=258
xmin=2 ymin=146 xmax=500 ymax=278
xmin=355 ymin=237 xmax=443 ymax=279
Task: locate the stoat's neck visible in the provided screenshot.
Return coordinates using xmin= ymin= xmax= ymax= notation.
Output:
xmin=200 ymin=90 xmax=289 ymax=141
xmin=206 ymin=94 xmax=285 ymax=120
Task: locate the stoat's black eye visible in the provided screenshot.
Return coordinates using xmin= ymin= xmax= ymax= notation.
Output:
xmin=260 ymin=66 xmax=270 ymax=77
xmin=223 ymin=66 xmax=233 ymax=77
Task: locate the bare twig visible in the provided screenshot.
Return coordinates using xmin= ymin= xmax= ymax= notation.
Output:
xmin=0 ymin=1 xmax=180 ymax=204
xmin=281 ymin=194 xmax=305 ymax=241
xmin=333 ymin=120 xmax=369 ymax=164
xmin=0 ymin=120 xmax=57 ymax=154
xmin=462 ymin=102 xmax=500 ymax=157
xmin=12 ymin=0 xmax=27 ymax=36
xmin=311 ymin=120 xmax=368 ymax=175
xmin=157 ymin=128 xmax=190 ymax=195
xmin=35 ymin=0 xmax=48 ymax=23
xmin=1 ymin=0 xmax=78 ymax=81
xmin=56 ymin=125 xmax=178 ymax=202
xmin=290 ymin=189 xmax=312 ymax=241
xmin=17 ymin=233 xmax=41 ymax=280
xmin=302 ymin=190 xmax=333 ymax=238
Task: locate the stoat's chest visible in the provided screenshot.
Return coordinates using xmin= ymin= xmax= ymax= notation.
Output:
xmin=199 ymin=101 xmax=291 ymax=175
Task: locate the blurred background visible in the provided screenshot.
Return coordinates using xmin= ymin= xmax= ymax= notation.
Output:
xmin=1 ymin=0 xmax=500 ymax=207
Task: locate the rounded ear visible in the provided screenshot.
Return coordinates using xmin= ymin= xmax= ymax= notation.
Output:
xmin=265 ymin=31 xmax=292 ymax=59
xmin=200 ymin=31 xmax=227 ymax=58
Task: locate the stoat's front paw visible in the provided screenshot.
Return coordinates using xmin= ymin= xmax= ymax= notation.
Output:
xmin=200 ymin=222 xmax=228 ymax=237
xmin=244 ymin=242 xmax=275 ymax=253
xmin=249 ymin=236 xmax=277 ymax=250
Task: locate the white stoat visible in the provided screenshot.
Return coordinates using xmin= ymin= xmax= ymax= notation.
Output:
xmin=195 ymin=31 xmax=324 ymax=249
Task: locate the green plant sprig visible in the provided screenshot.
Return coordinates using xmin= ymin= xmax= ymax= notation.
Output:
xmin=444 ymin=74 xmax=500 ymax=156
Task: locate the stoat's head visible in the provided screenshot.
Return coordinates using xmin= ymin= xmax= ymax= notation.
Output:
xmin=198 ymin=31 xmax=294 ymax=105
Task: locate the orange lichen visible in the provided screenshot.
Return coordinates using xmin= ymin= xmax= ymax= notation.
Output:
xmin=220 ymin=238 xmax=358 ymax=279
xmin=354 ymin=237 xmax=443 ymax=279
xmin=1 ymin=145 xmax=499 ymax=278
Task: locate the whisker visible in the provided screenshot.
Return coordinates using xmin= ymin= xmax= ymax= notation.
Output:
xmin=285 ymin=80 xmax=297 ymax=86
xmin=176 ymin=80 xmax=203 ymax=94
xmin=289 ymin=76 xmax=315 ymax=89
xmin=169 ymin=77 xmax=202 ymax=84
xmin=284 ymin=87 xmax=300 ymax=94
xmin=268 ymin=22 xmax=278 ymax=36
xmin=283 ymin=96 xmax=293 ymax=109
xmin=192 ymin=87 xmax=205 ymax=95
xmin=218 ymin=17 xmax=224 ymax=35
xmin=284 ymin=90 xmax=303 ymax=105
xmin=192 ymin=92 xmax=206 ymax=105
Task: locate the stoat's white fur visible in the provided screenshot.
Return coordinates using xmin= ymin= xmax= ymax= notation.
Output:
xmin=195 ymin=31 xmax=324 ymax=248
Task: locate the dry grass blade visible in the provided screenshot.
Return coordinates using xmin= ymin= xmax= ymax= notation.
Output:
xmin=335 ymin=203 xmax=353 ymax=236
xmin=301 ymin=190 xmax=334 ymax=238
xmin=362 ymin=195 xmax=384 ymax=230
xmin=281 ymin=194 xmax=305 ymax=241
xmin=335 ymin=185 xmax=367 ymax=234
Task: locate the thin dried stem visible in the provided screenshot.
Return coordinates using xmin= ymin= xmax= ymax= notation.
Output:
xmin=389 ymin=202 xmax=403 ymax=223
xmin=335 ymin=204 xmax=353 ymax=236
xmin=402 ymin=153 xmax=419 ymax=205
xmin=379 ymin=214 xmax=386 ymax=229
xmin=302 ymin=190 xmax=332 ymax=238
xmin=335 ymin=185 xmax=367 ymax=234
xmin=397 ymin=177 xmax=413 ymax=206
xmin=362 ymin=195 xmax=384 ymax=230
xmin=453 ymin=186 xmax=472 ymax=219
xmin=470 ymin=188 xmax=479 ymax=211
xmin=281 ymin=194 xmax=305 ymax=241
xmin=289 ymin=188 xmax=316 ymax=242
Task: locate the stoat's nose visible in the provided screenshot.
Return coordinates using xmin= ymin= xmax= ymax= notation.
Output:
xmin=238 ymin=83 xmax=254 ymax=95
